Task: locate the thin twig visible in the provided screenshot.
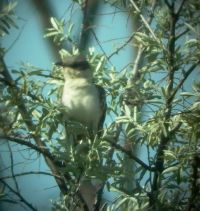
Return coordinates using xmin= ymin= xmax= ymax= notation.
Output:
xmin=176 ymin=0 xmax=186 ymax=16
xmin=169 ymin=122 xmax=182 ymax=134
xmin=130 ymin=0 xmax=157 ymax=81
xmin=0 ymin=135 xmax=65 ymax=167
xmin=91 ymin=29 xmax=112 ymax=65
xmin=1 ymin=136 xmax=55 ymax=160
xmin=129 ymin=0 xmax=158 ymax=42
xmin=169 ymin=61 xmax=200 ymax=103
xmin=108 ymin=32 xmax=135 ymax=59
xmin=0 ymin=179 xmax=37 ymax=211
xmin=105 ymin=139 xmax=156 ymax=172
xmin=175 ymin=28 xmax=190 ymax=40
xmin=1 ymin=171 xmax=62 ymax=180
xmin=164 ymin=0 xmax=172 ymax=9
xmin=7 ymin=142 xmax=20 ymax=193
xmin=132 ymin=44 xmax=144 ymax=78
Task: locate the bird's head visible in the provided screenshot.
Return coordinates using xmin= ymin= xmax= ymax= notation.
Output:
xmin=55 ymin=55 xmax=92 ymax=81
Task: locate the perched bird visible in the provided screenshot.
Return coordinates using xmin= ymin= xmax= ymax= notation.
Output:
xmin=56 ymin=55 xmax=106 ymax=210
xmin=56 ymin=55 xmax=106 ymax=136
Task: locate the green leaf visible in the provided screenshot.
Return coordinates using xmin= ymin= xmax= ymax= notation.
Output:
xmin=114 ymin=197 xmax=128 ymax=209
xmin=6 ymin=1 xmax=18 ymax=12
xmin=0 ymin=24 xmax=9 ymax=34
xmin=44 ymin=31 xmax=59 ymax=37
xmin=28 ymin=70 xmax=43 ymax=76
xmin=4 ymin=14 xmax=18 ymax=29
xmin=164 ymin=150 xmax=177 ymax=160
xmin=116 ymin=116 xmax=132 ymax=123
xmin=50 ymin=17 xmax=59 ymax=30
xmin=161 ymin=86 xmax=167 ymax=98
xmin=32 ymin=109 xmax=42 ymax=119
xmin=184 ymin=22 xmax=196 ymax=33
xmin=163 ymin=166 xmax=179 ymax=174
xmin=180 ymin=92 xmax=195 ymax=97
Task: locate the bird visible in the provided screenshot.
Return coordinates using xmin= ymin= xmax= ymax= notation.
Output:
xmin=55 ymin=55 xmax=106 ymax=210
xmin=56 ymin=54 xmax=106 ymax=137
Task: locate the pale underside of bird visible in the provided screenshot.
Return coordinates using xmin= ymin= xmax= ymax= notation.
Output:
xmin=57 ymin=55 xmax=106 ymax=136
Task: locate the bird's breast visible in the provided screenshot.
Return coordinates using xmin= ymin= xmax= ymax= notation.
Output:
xmin=61 ymin=81 xmax=100 ymax=130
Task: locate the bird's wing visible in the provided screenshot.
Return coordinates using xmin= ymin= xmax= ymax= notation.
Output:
xmin=96 ymin=85 xmax=107 ymax=133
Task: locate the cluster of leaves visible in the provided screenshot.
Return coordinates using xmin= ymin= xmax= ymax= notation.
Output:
xmin=0 ymin=2 xmax=18 ymax=134
xmin=0 ymin=1 xmax=18 ymax=37
xmin=1 ymin=0 xmax=200 ymax=210
xmin=102 ymin=0 xmax=200 ymax=210
xmin=45 ymin=17 xmax=75 ymax=46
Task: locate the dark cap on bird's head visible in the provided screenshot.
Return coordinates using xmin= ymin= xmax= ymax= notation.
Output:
xmin=55 ymin=55 xmax=90 ymax=70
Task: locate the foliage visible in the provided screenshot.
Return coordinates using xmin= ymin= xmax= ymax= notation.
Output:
xmin=1 ymin=0 xmax=200 ymax=211
xmin=0 ymin=1 xmax=18 ymax=37
xmin=44 ymin=17 xmax=74 ymax=46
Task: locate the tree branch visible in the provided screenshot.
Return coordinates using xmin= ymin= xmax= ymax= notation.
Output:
xmin=129 ymin=0 xmax=159 ymax=43
xmin=164 ymin=0 xmax=172 ymax=9
xmin=175 ymin=28 xmax=190 ymax=41
xmin=176 ymin=0 xmax=186 ymax=16
xmin=0 ymin=57 xmax=68 ymax=194
xmin=186 ymin=155 xmax=200 ymax=211
xmin=108 ymin=32 xmax=135 ymax=60
xmin=0 ymin=135 xmax=68 ymax=168
xmin=79 ymin=0 xmax=101 ymax=51
xmin=7 ymin=142 xmax=20 ymax=193
xmin=0 ymin=171 xmax=62 ymax=180
xmin=169 ymin=61 xmax=200 ymax=103
xmin=105 ymin=139 xmax=156 ymax=172
xmin=91 ymin=29 xmax=111 ymax=65
xmin=151 ymin=2 xmax=178 ymax=206
xmin=130 ymin=0 xmax=157 ymax=82
xmin=1 ymin=135 xmax=55 ymax=161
